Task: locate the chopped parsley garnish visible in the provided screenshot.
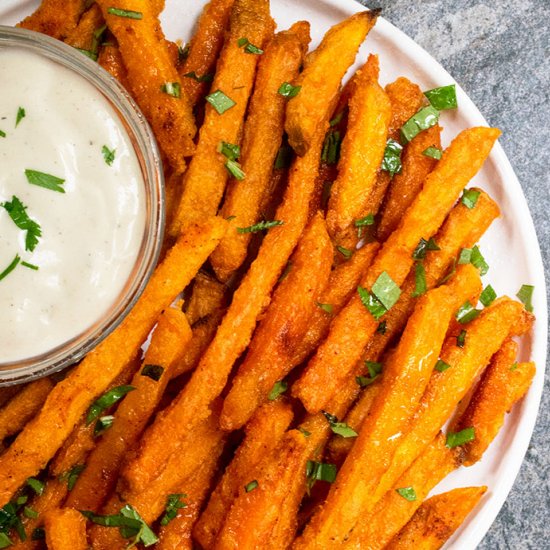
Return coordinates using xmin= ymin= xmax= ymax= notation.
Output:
xmin=218 ymin=141 xmax=240 ymax=161
xmin=446 ymin=427 xmax=475 ymax=448
xmin=371 ymin=271 xmax=401 ymax=311
xmin=278 ymin=82 xmax=301 ymax=98
xmin=0 ymin=496 xmax=28 ymax=543
xmin=107 ymin=7 xmax=143 ymax=19
xmin=480 ymin=285 xmax=497 ymax=307
xmin=274 ymin=144 xmax=293 ymax=169
xmin=141 ymin=364 xmax=164 ymax=381
xmin=15 ymin=107 xmax=26 ymax=128
xmin=322 ymin=411 xmax=358 ymax=438
xmin=321 ymin=130 xmax=341 ymax=164
xmin=268 ymin=380 xmax=288 ymax=401
xmin=356 ymin=360 xmax=382 ymax=387
xmin=60 ymin=464 xmax=85 ymax=491
xmin=21 ymin=261 xmax=39 ymax=271
xmin=102 ymin=145 xmax=116 ymax=166
xmin=316 ymin=302 xmax=333 ymax=314
xmin=355 ymin=214 xmax=375 ymax=229
xmin=329 ymin=111 xmax=344 ymax=127
xmin=298 ymin=427 xmax=311 ymax=437
xmin=2 ymin=196 xmax=42 ymax=252
xmin=183 ymin=71 xmax=214 ymax=82
xmin=0 ymin=254 xmax=20 ymax=282
xmin=23 ymin=507 xmax=38 ymax=519
xmin=206 ymin=90 xmax=236 ymax=114
xmin=25 ymin=169 xmax=65 ymax=193
xmin=516 ymin=284 xmax=534 ymax=312
xmin=26 ymin=477 xmax=45 ymax=495
xmin=94 ymin=415 xmax=114 ymax=437
xmin=76 ymin=48 xmax=99 ymax=61
xmin=396 ymin=486 xmax=417 ymax=501
xmin=237 ymin=220 xmax=283 ymax=233
xmin=411 ymin=262 xmax=427 ymax=297
xmin=244 ymin=480 xmax=259 ymax=492
xmin=237 ymin=37 xmax=263 ymax=54
xmin=376 ymin=321 xmax=387 ymax=335
xmin=461 ymin=189 xmax=480 ymax=209
xmin=400 ymin=105 xmax=439 ymax=143
xmin=456 ymin=329 xmax=467 ymax=348
xmin=218 ymin=141 xmax=245 ymax=180
xmin=422 ymin=146 xmax=442 ymax=160
xmin=160 ymin=82 xmax=181 ymax=98
xmin=336 ymin=245 xmax=353 ymax=260
xmin=306 ymin=460 xmax=337 ymax=491
xmin=455 ymin=300 xmax=480 ymax=324
xmin=81 ymin=505 xmax=158 ymax=547
xmin=0 ymin=130 xmax=5 ymax=138
xmin=424 ymin=84 xmax=458 ymax=111
xmin=226 ymin=162 xmax=245 ymax=180
xmin=86 ymin=385 xmax=135 ymax=425
xmin=412 ymin=237 xmax=440 ymax=260
xmin=355 ymin=214 xmax=375 ymax=238
xmin=358 ymin=285 xmax=386 ymax=320
xmin=510 ymin=362 xmax=519 ymax=372
xmin=435 ymin=359 xmax=451 ymax=372
xmin=381 ymin=138 xmax=403 ymax=177
xmin=457 ymin=245 xmax=489 ymax=275
xmin=160 ymin=494 xmax=187 ymax=526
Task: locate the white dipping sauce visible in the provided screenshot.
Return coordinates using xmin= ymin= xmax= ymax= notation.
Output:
xmin=0 ymin=48 xmax=146 ymax=363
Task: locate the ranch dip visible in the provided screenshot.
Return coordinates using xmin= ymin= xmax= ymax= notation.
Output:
xmin=0 ymin=47 xmax=146 ymax=363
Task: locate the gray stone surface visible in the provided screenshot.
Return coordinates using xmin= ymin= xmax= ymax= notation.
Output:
xmin=354 ymin=0 xmax=549 ymax=547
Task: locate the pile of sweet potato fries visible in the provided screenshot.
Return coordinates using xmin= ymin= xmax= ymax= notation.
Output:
xmin=0 ymin=0 xmax=536 ymax=548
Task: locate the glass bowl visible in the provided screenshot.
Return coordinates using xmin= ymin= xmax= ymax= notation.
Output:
xmin=0 ymin=26 xmax=165 ymax=386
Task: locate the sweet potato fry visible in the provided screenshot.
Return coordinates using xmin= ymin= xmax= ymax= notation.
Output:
xmin=185 ymin=272 xmax=226 ymax=326
xmin=211 ymin=22 xmax=311 ymax=281
xmin=370 ymin=298 xmax=529 ymax=513
xmin=44 ymin=508 xmax=87 ymax=550
xmin=18 ymin=0 xmax=85 ymax=40
xmin=455 ymin=340 xmax=536 ymax=466
xmin=344 ymin=433 xmax=459 ymax=549
xmin=327 ymin=381 xmax=381 ymax=465
xmin=0 ymin=218 xmax=226 ymax=507
xmin=331 ymin=76 xmax=425 ymax=251
xmin=169 ymin=0 xmax=275 ymax=236
xmin=214 ymin=430 xmax=308 ymax=550
xmin=63 ymin=3 xmax=104 ymax=51
xmin=95 ymin=0 xmax=196 ymax=172
xmin=293 ymin=127 xmax=501 ymax=414
xmin=0 ymin=385 xmax=20 ymax=409
xmin=220 ymin=213 xmax=333 ymax=430
xmin=90 ymin=413 xmax=226 ymax=550
xmin=285 ymin=10 xmax=380 ymax=156
xmin=295 ymin=267 xmax=481 ymax=547
xmin=97 ymin=42 xmax=129 ymax=88
xmin=156 ymin=452 xmax=221 ymax=550
xmin=291 ymin=242 xmax=380 ymax=366
xmin=326 ymin=66 xmax=391 ymax=238
xmin=386 ymin=486 xmax=487 ymax=550
xmin=377 ymin=124 xmax=442 ymax=241
xmin=364 ymin=189 xmax=500 ymax=365
xmin=124 ymin=114 xmax=332 ymax=495
xmin=66 ymin=308 xmax=192 ymax=511
xmin=0 ymin=378 xmax=53 ymax=442
xmin=179 ymin=0 xmax=234 ymax=106
xmin=194 ymin=400 xmax=294 ymax=548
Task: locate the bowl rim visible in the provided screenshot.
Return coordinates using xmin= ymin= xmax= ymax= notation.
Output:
xmin=0 ymin=25 xmax=165 ymax=386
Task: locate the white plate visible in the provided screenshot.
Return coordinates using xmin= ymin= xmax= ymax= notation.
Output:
xmin=2 ymin=1 xmax=547 ymax=548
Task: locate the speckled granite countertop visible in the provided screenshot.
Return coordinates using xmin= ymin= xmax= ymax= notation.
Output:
xmin=355 ymin=0 xmax=550 ymax=547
